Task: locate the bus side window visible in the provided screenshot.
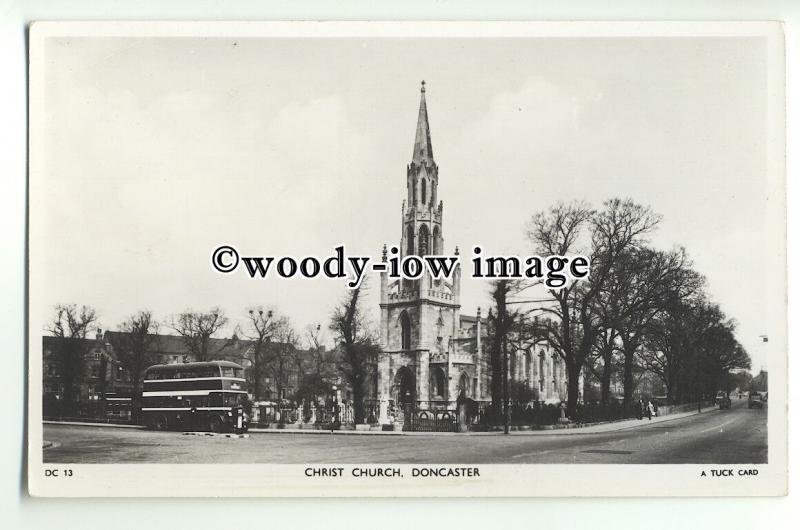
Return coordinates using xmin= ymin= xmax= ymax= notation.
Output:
xmin=209 ymin=393 xmax=223 ymax=407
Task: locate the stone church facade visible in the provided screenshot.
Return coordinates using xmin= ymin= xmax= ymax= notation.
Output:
xmin=375 ymin=83 xmax=568 ymax=413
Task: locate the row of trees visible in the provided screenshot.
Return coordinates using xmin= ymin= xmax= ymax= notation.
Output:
xmin=46 ymin=284 xmax=378 ymax=423
xmin=46 ymin=198 xmax=754 ymax=427
xmin=487 ymin=198 xmax=752 ymax=419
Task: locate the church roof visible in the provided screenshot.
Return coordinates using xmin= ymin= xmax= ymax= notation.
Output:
xmin=412 ymin=81 xmax=434 ymax=165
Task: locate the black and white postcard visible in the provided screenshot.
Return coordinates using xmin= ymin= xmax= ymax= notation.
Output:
xmin=27 ymin=21 xmax=787 ymax=497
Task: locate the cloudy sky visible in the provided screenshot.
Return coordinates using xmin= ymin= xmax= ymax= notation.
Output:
xmin=36 ymin=34 xmax=779 ymax=371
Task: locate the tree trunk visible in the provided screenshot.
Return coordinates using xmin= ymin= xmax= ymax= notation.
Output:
xmin=252 ymin=360 xmax=262 ymax=402
xmin=566 ymin=362 xmax=580 ymax=418
xmin=502 ymin=338 xmax=509 ymax=434
xmin=621 ymin=338 xmax=637 ymax=416
xmin=600 ymin=359 xmax=612 ymax=409
xmin=352 ymin=376 xmax=365 ymax=424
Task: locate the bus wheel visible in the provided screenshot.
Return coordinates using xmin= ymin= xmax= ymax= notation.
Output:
xmin=209 ymin=415 xmax=223 ymax=433
xmin=154 ymin=415 xmax=168 ymax=431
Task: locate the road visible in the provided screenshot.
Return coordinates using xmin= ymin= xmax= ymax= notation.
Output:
xmin=43 ymin=398 xmax=766 ymax=464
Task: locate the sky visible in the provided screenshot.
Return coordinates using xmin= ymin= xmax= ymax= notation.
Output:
xmin=36 ymin=35 xmax=779 ymax=371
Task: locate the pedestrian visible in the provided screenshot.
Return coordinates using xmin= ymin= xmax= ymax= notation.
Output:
xmin=652 ymin=400 xmax=659 ymax=417
xmin=646 ymin=400 xmax=654 ymax=420
xmin=636 ymin=399 xmax=643 ymax=420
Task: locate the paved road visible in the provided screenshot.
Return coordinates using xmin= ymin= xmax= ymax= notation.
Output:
xmin=43 ymin=398 xmax=766 ymax=464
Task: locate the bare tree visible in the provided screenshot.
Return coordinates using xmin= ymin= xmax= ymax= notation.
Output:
xmin=641 ymin=296 xmax=750 ymax=405
xmin=526 ymin=201 xmax=593 ymax=418
xmin=608 ymin=247 xmax=703 ymax=412
xmin=264 ymin=316 xmax=298 ymax=403
xmin=167 ymin=308 xmax=230 ymax=362
xmin=48 ymin=303 xmax=97 ymax=339
xmin=585 ymin=326 xmax=621 ymax=408
xmin=304 ymin=322 xmax=336 ymax=379
xmin=107 ymin=310 xmax=160 ymax=422
xmin=240 ymin=307 xmax=278 ymax=402
xmin=528 ymin=199 xmax=660 ymax=417
xmin=329 ymin=284 xmax=380 ymax=424
xmin=46 ymin=304 xmax=98 ymax=415
xmin=486 ymin=279 xmax=525 ymax=432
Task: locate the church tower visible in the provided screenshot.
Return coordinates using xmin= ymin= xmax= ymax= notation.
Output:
xmin=378 ymin=82 xmax=462 ymax=412
xmin=400 ymin=80 xmax=443 ymax=263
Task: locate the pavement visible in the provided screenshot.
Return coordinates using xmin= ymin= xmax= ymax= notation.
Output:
xmin=42 ymin=404 xmax=716 ymax=436
xmin=246 ymin=404 xmax=719 ymax=436
xmin=42 ymin=398 xmax=766 ymax=464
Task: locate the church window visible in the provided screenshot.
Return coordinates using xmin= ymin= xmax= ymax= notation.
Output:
xmin=406 ymin=225 xmax=415 ymax=256
xmin=539 ymin=352 xmax=545 ymax=392
xmin=421 ymin=179 xmax=427 ymax=204
xmin=432 ymin=367 xmax=446 ymax=399
xmin=418 ymin=224 xmax=430 ymax=255
xmin=400 ymin=311 xmax=412 ymax=350
xmin=458 ymin=372 xmax=470 ymax=398
xmin=524 ymin=350 xmax=532 ymax=385
xmin=433 ymin=226 xmax=440 ymax=254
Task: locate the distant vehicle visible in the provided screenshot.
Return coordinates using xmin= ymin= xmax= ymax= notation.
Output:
xmin=714 ymin=391 xmax=727 ymax=405
xmin=141 ymin=361 xmax=250 ymax=433
xmin=104 ymin=392 xmax=132 ymax=421
xmin=748 ymin=391 xmax=765 ymax=409
xmin=717 ymin=394 xmax=731 ymax=410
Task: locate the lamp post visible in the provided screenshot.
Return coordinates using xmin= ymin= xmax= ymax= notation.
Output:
xmin=331 ymin=384 xmax=339 ymax=427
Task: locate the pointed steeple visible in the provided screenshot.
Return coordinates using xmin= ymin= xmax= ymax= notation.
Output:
xmin=412 ymin=80 xmax=434 ymax=165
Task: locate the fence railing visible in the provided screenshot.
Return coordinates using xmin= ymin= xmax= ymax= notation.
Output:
xmin=403 ymin=407 xmax=459 ymax=432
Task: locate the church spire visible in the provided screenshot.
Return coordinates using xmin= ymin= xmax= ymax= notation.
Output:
xmin=412 ymin=80 xmax=434 ymax=165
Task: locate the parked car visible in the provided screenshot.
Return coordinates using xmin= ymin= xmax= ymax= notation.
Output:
xmin=748 ymin=391 xmax=765 ymax=409
xmin=717 ymin=395 xmax=732 ymax=409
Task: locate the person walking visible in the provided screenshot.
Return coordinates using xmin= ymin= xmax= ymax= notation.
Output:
xmin=636 ymin=398 xmax=643 ymax=420
xmin=646 ymin=399 xmax=654 ymax=420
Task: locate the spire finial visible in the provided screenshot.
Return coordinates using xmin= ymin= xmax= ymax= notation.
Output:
xmin=412 ymin=82 xmax=434 ymax=164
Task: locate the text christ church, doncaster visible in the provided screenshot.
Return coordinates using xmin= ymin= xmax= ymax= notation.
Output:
xmin=375 ymin=83 xmax=569 ymax=418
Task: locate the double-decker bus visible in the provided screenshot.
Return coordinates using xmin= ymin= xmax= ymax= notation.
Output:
xmin=104 ymin=392 xmax=132 ymax=422
xmin=141 ymin=361 xmax=250 ymax=432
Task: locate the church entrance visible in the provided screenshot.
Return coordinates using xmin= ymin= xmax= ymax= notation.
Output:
xmin=393 ymin=366 xmax=416 ymax=407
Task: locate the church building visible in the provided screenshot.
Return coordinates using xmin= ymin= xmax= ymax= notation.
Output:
xmin=376 ymin=83 xmax=569 ymax=413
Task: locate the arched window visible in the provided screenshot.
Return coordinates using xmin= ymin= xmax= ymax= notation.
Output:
xmin=431 ymin=367 xmax=446 ymax=399
xmin=400 ymin=311 xmax=412 ymax=350
xmin=418 ymin=224 xmax=430 ymax=255
xmin=406 ymin=225 xmax=415 ymax=256
xmin=524 ymin=350 xmax=532 ymax=385
xmin=539 ymin=351 xmax=546 ymax=392
xmin=421 ymin=179 xmax=427 ymax=205
xmin=432 ymin=226 xmax=441 ymax=254
xmin=458 ymin=372 xmax=470 ymax=399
